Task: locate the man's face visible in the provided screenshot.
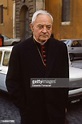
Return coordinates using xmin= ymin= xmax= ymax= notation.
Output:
xmin=30 ymin=14 xmax=53 ymax=42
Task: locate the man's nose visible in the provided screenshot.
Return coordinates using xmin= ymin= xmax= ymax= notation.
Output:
xmin=42 ymin=27 xmax=47 ymax=33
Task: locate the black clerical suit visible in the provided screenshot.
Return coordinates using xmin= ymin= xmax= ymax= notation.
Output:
xmin=6 ymin=36 xmax=69 ymax=124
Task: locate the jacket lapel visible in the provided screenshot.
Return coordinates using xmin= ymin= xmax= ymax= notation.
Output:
xmin=45 ymin=39 xmax=55 ymax=77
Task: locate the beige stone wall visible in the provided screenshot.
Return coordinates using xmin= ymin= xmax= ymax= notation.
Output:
xmin=45 ymin=0 xmax=82 ymax=39
xmin=0 ymin=0 xmax=13 ymax=38
xmin=36 ymin=0 xmax=45 ymax=10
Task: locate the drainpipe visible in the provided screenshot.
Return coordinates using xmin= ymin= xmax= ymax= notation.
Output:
xmin=13 ymin=0 xmax=16 ymax=38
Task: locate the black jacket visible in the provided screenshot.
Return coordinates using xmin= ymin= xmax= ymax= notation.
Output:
xmin=6 ymin=36 xmax=69 ymax=124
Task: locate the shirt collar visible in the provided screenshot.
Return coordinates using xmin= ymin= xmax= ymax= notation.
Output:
xmin=33 ymin=36 xmax=47 ymax=45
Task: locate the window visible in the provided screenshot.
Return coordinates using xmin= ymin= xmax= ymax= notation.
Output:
xmin=2 ymin=51 xmax=11 ymax=66
xmin=61 ymin=0 xmax=70 ymax=23
xmin=0 ymin=5 xmax=3 ymax=24
xmin=71 ymin=41 xmax=82 ymax=47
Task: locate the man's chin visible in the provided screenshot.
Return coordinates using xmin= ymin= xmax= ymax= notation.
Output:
xmin=39 ymin=38 xmax=49 ymax=42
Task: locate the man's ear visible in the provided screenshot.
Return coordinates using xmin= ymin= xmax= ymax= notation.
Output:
xmin=30 ymin=23 xmax=34 ymax=32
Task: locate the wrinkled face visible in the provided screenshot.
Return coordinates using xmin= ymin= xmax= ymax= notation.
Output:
xmin=30 ymin=14 xmax=53 ymax=42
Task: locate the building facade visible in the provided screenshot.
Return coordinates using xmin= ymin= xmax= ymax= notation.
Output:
xmin=0 ymin=0 xmax=13 ymax=38
xmin=1 ymin=0 xmax=82 ymax=40
xmin=0 ymin=0 xmax=45 ymax=39
xmin=45 ymin=0 xmax=82 ymax=40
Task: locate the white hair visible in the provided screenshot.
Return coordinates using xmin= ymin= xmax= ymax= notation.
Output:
xmin=31 ymin=10 xmax=53 ymax=24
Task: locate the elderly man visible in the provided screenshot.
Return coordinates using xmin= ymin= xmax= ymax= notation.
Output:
xmin=6 ymin=10 xmax=69 ymax=124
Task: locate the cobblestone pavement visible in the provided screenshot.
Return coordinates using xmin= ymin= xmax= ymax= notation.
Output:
xmin=0 ymin=91 xmax=82 ymax=124
xmin=66 ymin=101 xmax=82 ymax=124
xmin=0 ymin=92 xmax=21 ymax=124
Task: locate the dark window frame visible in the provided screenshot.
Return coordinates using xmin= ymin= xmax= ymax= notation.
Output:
xmin=0 ymin=51 xmax=2 ymax=65
xmin=0 ymin=5 xmax=3 ymax=24
xmin=61 ymin=0 xmax=70 ymax=22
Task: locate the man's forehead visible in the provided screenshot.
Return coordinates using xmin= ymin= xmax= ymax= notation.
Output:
xmin=34 ymin=20 xmax=52 ymax=25
xmin=36 ymin=23 xmax=52 ymax=26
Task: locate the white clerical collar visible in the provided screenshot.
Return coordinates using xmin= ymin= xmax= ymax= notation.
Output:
xmin=33 ymin=36 xmax=47 ymax=45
